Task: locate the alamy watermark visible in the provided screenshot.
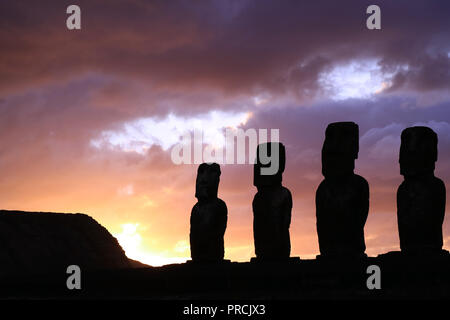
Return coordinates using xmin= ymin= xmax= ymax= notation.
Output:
xmin=366 ymin=5 xmax=381 ymax=30
xmin=66 ymin=265 xmax=81 ymax=290
xmin=66 ymin=5 xmax=81 ymax=30
xmin=170 ymin=128 xmax=281 ymax=175
xmin=366 ymin=264 xmax=381 ymax=289
xmin=66 ymin=4 xmax=380 ymax=31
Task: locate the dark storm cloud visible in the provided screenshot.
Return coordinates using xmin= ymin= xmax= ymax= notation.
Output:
xmin=387 ymin=53 xmax=450 ymax=92
xmin=0 ymin=0 xmax=449 ymax=100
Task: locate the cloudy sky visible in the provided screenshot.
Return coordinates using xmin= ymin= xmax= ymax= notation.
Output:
xmin=1 ymin=0 xmax=449 ymax=265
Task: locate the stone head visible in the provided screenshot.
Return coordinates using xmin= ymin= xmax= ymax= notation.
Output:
xmin=400 ymin=126 xmax=437 ymax=178
xmin=195 ymin=162 xmax=221 ymax=201
xmin=253 ymin=142 xmax=286 ymax=187
xmin=322 ymin=121 xmax=359 ymax=178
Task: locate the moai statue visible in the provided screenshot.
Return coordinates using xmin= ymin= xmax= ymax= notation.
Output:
xmin=190 ymin=163 xmax=228 ymax=262
xmin=397 ymin=126 xmax=446 ymax=254
xmin=253 ymin=142 xmax=293 ymax=260
xmin=316 ymin=122 xmax=369 ymax=258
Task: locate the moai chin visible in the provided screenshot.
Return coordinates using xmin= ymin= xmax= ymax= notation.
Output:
xmin=253 ymin=142 xmax=293 ymax=260
xmin=316 ymin=122 xmax=369 ymax=258
xmin=397 ymin=126 xmax=446 ymax=254
xmin=190 ymin=163 xmax=228 ymax=262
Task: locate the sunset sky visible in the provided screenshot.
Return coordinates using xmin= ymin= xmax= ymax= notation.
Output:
xmin=1 ymin=0 xmax=449 ymax=266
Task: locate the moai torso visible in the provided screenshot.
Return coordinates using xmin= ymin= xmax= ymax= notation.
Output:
xmin=253 ymin=142 xmax=292 ymax=260
xmin=397 ymin=127 xmax=446 ymax=254
xmin=316 ymin=174 xmax=369 ymax=256
xmin=253 ymin=185 xmax=292 ymax=259
xmin=316 ymin=122 xmax=369 ymax=258
xmin=190 ymin=163 xmax=228 ymax=262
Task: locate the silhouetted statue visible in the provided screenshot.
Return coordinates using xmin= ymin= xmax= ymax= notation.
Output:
xmin=190 ymin=163 xmax=227 ymax=262
xmin=397 ymin=126 xmax=446 ymax=254
xmin=316 ymin=122 xmax=369 ymax=258
xmin=253 ymin=142 xmax=292 ymax=260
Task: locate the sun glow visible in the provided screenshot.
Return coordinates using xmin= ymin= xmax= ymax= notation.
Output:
xmin=114 ymin=223 xmax=189 ymax=267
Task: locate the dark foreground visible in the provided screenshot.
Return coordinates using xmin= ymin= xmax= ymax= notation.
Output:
xmin=0 ymin=251 xmax=448 ymax=300
xmin=1 ymin=210 xmax=448 ymax=300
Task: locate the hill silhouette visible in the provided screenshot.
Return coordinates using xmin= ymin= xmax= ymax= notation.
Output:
xmin=0 ymin=210 xmax=144 ymax=276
